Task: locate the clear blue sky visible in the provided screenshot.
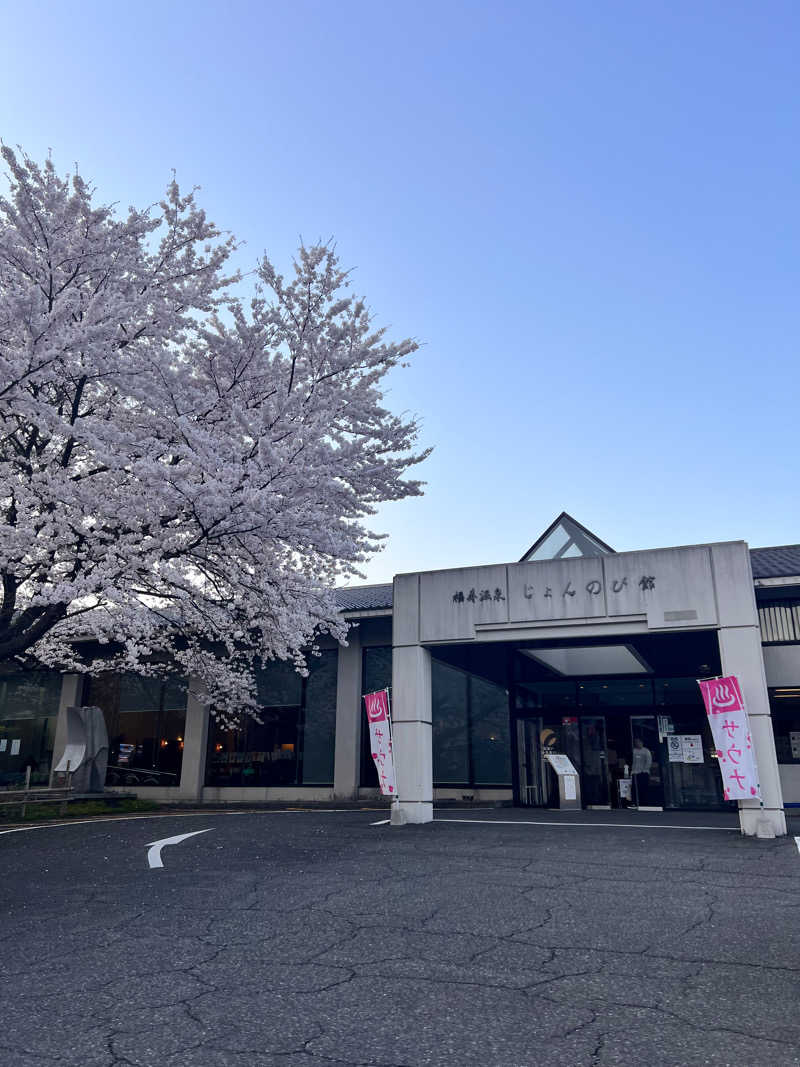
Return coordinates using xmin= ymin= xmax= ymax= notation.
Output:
xmin=2 ymin=0 xmax=799 ymax=582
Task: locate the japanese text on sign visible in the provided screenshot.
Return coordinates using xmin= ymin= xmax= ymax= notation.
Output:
xmin=451 ymin=574 xmax=657 ymax=605
xmin=697 ymin=675 xmax=760 ymax=801
xmin=363 ymin=689 xmax=397 ymax=797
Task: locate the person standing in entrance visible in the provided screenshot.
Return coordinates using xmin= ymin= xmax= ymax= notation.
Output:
xmin=631 ymin=738 xmax=652 ymax=807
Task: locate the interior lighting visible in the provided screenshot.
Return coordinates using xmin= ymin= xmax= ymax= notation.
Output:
xmin=521 ymin=645 xmax=651 ymax=677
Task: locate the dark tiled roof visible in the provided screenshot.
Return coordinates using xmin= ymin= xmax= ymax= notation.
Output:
xmin=334 ymin=583 xmax=394 ymax=612
xmin=750 ymin=545 xmax=800 ymax=579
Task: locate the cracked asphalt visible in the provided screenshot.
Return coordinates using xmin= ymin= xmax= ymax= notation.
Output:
xmin=1 ymin=809 xmax=799 ymax=1067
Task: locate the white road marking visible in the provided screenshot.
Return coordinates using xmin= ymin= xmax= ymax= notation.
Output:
xmin=435 ymin=818 xmax=735 ymax=832
xmin=0 ymin=809 xmax=384 ymax=836
xmin=794 ymin=836 xmax=800 ymax=856
xmin=146 ymin=829 xmax=212 ymax=869
xmin=371 ymin=819 xmax=390 ymax=826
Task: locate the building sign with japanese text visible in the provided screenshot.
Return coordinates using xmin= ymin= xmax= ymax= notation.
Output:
xmin=417 ymin=546 xmax=719 ymax=642
xmin=363 ymin=689 xmax=397 ymax=797
xmin=698 ymin=675 xmax=761 ymax=801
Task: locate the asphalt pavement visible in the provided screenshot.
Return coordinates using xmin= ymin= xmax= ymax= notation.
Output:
xmin=1 ymin=808 xmax=799 ymax=1067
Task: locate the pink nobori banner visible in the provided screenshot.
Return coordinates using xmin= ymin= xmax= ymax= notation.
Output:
xmin=697 ymin=675 xmax=761 ymax=802
xmin=363 ymin=689 xmax=397 ymax=797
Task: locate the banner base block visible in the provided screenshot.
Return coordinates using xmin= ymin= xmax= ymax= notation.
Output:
xmin=390 ymin=803 xmax=407 ymax=827
xmin=739 ymin=806 xmax=786 ymax=837
xmin=391 ymin=801 xmax=433 ymax=825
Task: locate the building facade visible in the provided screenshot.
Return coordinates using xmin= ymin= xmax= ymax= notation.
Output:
xmin=1 ymin=515 xmax=798 ymax=835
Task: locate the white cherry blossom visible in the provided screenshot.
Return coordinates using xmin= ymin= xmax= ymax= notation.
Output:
xmin=0 ymin=146 xmax=427 ymax=724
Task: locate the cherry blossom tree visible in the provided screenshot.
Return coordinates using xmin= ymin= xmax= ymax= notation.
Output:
xmin=0 ymin=145 xmax=427 ymax=723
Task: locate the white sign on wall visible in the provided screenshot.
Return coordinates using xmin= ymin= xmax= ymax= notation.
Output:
xmin=667 ymin=735 xmax=684 ymax=763
xmin=667 ymin=734 xmax=705 ymax=764
xmin=680 ymin=735 xmax=704 ymax=764
xmin=416 ymin=546 xmax=720 ymax=643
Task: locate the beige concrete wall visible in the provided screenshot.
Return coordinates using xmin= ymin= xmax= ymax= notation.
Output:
xmin=433 ymin=788 xmax=513 ymax=803
xmin=106 ymin=784 xmax=336 ymax=804
xmin=202 ymin=786 xmax=334 ymax=803
xmin=333 ymin=628 xmax=361 ymax=800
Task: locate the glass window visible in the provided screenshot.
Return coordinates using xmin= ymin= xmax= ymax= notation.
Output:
xmin=524 ymin=517 xmax=611 ymax=561
xmin=578 ymin=680 xmax=653 ymax=707
xmin=85 ymin=673 xmax=187 ymax=787
xmin=432 ymin=659 xmax=469 ymax=784
xmin=655 ymin=678 xmax=703 ymax=706
xmin=364 ymin=647 xmax=392 ymax=694
xmin=515 ymin=680 xmax=576 ymax=711
xmin=0 ymin=671 xmax=61 ymax=786
xmin=470 ymin=676 xmax=511 ymax=785
xmin=207 ymin=658 xmax=303 ymax=788
xmin=207 ymin=706 xmax=300 ymax=787
xmin=256 ymin=660 xmax=303 ymax=706
xmin=769 ymin=692 xmax=800 ymax=764
xmin=302 ymin=652 xmax=338 ymax=784
xmin=660 ymin=710 xmax=728 ymax=809
xmin=528 ymin=526 xmax=571 ymax=560
xmin=206 ymin=653 xmax=339 ymax=788
xmin=0 ymin=672 xmax=62 ymax=718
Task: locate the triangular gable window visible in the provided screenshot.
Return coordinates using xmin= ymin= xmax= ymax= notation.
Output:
xmin=520 ymin=512 xmax=614 ymax=562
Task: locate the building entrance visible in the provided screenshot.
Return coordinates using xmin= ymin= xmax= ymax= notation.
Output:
xmin=510 ymin=633 xmax=728 ymax=811
xmin=515 ymin=711 xmax=668 ymax=809
xmin=430 ymin=632 xmax=728 ymax=811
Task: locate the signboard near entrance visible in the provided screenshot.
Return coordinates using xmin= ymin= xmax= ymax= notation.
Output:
xmin=545 ymin=753 xmax=578 ymax=776
xmin=544 ymin=753 xmax=580 ymax=810
xmin=363 ymin=690 xmax=397 ymax=797
xmin=698 ymin=675 xmax=761 ymax=801
xmin=416 ymin=545 xmax=720 ymax=643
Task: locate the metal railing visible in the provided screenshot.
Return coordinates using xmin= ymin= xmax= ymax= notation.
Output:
xmin=0 ymin=762 xmax=74 ymax=818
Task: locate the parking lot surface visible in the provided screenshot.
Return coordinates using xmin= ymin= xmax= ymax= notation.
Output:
xmin=1 ymin=809 xmax=799 ymax=1067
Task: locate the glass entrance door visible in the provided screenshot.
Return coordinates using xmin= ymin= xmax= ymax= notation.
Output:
xmin=629 ymin=715 xmax=664 ymax=808
xmin=580 ymin=715 xmax=609 ymax=806
xmin=516 ymin=717 xmax=545 ymax=806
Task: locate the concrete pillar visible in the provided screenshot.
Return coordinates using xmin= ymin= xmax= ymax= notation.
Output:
xmin=333 ymin=628 xmax=361 ymax=800
xmin=51 ymin=674 xmax=84 ymax=783
xmin=178 ymin=680 xmax=210 ymax=803
xmin=718 ymin=626 xmax=786 ymax=837
xmin=391 ymin=643 xmax=433 ymax=823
